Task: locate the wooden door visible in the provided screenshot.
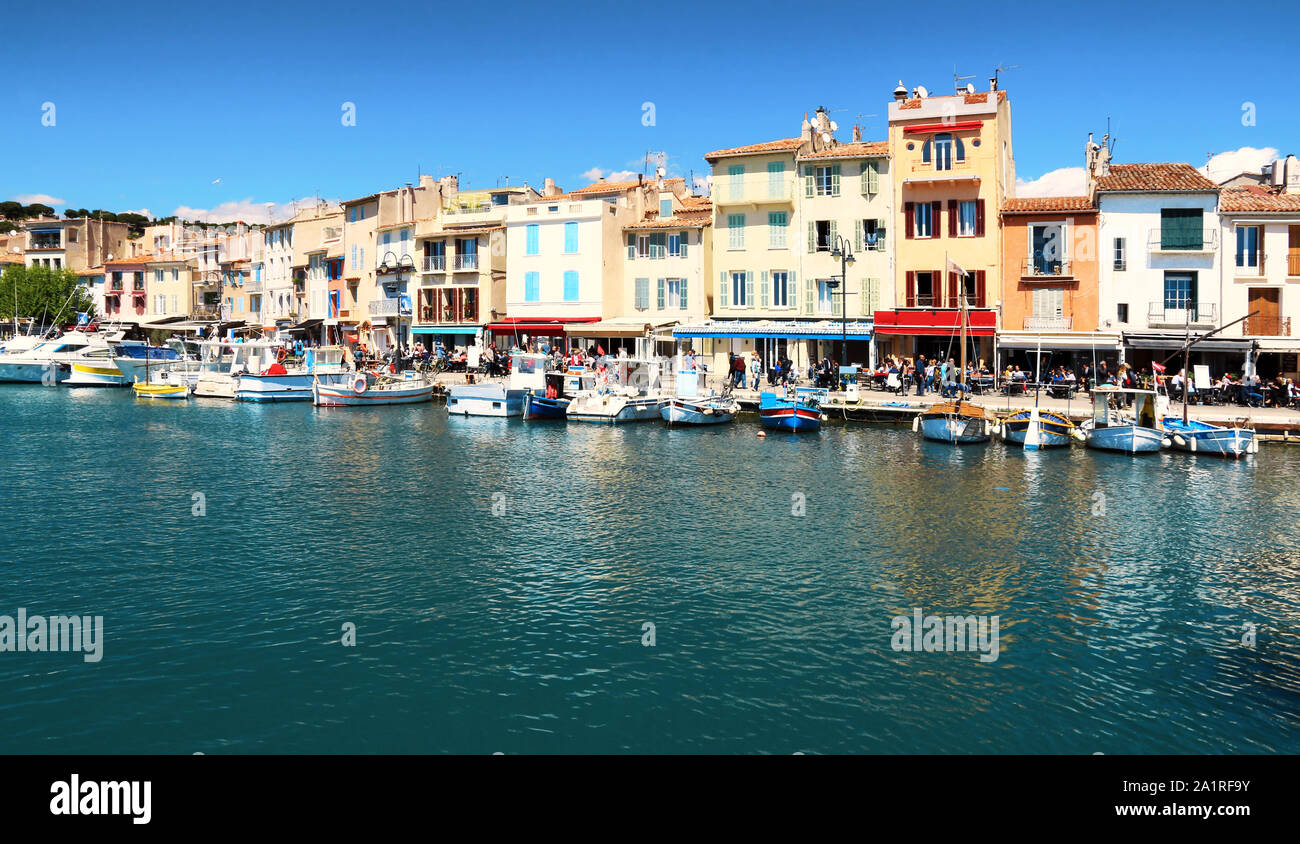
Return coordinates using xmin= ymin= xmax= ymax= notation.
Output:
xmin=1247 ymin=287 xmax=1280 ymax=335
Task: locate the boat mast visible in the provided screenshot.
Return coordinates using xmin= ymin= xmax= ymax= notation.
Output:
xmin=959 ymin=287 xmax=967 ymax=396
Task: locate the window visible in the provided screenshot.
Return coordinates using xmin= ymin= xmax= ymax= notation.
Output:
xmin=771 ymin=271 xmax=790 ymax=307
xmin=957 ymin=201 xmax=978 ymax=237
xmin=564 ymin=221 xmax=578 ymax=254
xmin=1113 ymin=237 xmax=1126 ymax=271
xmin=913 ymin=203 xmax=932 ymax=238
xmin=668 ymin=233 xmax=682 ymax=257
xmin=730 ymin=271 xmax=748 ymax=307
xmin=861 ymin=219 xmax=886 ymax=252
xmin=635 ymin=277 xmax=649 ymax=310
xmin=1160 ymin=208 xmax=1204 ymax=250
xmin=1236 ymin=225 xmax=1261 ymax=269
xmin=563 ymin=270 xmax=578 ymax=301
xmin=663 ymin=278 xmax=682 ymax=309
xmin=814 ymin=220 xmax=832 ymax=251
xmin=933 ymin=134 xmax=954 ymax=170
xmin=814 ymin=165 xmax=840 ymax=196
xmin=1031 ymin=287 xmax=1064 ymax=319
xmin=637 ymin=235 xmax=650 ymax=258
xmin=1030 ymin=223 xmax=1065 ymax=273
xmin=861 ymin=160 xmax=879 ymax=195
xmin=526 ymin=224 xmax=539 ymax=255
xmin=155 ymin=294 xmax=165 ymax=313
xmin=659 ymin=199 xmax=672 ymax=219
xmin=524 ymin=271 xmax=540 ymax=302
xmin=155 ymin=269 xmax=163 ymax=283
xmin=816 ymin=280 xmax=840 ymax=315
xmin=769 ymin=212 xmax=787 ymax=248
xmin=1164 ymin=271 xmax=1198 ymax=312
xmin=767 ymin=162 xmax=785 ymax=198
xmin=728 ymin=214 xmax=745 ymax=249
xmin=1117 ymin=303 xmax=1129 ymax=323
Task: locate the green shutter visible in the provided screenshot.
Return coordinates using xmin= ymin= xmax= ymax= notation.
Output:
xmin=807 ymin=221 xmax=816 ymax=253
xmin=864 ymin=160 xmax=879 ymax=195
xmin=760 ymin=270 xmax=770 ymax=308
xmin=829 ymin=219 xmax=838 ymax=245
xmin=830 ymin=163 xmax=841 ymax=196
xmin=854 ymin=220 xmax=863 ymax=252
xmin=788 ymin=271 xmax=797 ymax=309
xmin=745 ymin=271 xmax=754 ymax=309
xmin=876 ymin=220 xmax=887 ymax=251
xmin=719 ymin=270 xmax=728 ymax=308
xmin=627 ymin=234 xmax=635 ymax=259
xmin=680 ymin=231 xmax=688 ymax=258
xmin=680 ymin=278 xmax=688 ymax=310
xmin=804 ymin=165 xmax=814 ymax=198
xmin=656 ymin=278 xmax=665 ymax=309
xmin=803 ymin=275 xmax=814 ymax=315
xmin=832 ymin=279 xmax=843 ymax=316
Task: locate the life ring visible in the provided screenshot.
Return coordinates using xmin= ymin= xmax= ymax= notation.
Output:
xmin=277 ymin=347 xmax=287 ymax=363
xmin=352 ymin=376 xmax=367 ymax=394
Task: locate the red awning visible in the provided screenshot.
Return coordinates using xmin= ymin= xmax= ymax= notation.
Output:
xmin=485 ymin=317 xmax=600 ymax=334
xmin=872 ymin=309 xmax=997 ymax=337
xmin=903 ymin=121 xmax=984 ymax=134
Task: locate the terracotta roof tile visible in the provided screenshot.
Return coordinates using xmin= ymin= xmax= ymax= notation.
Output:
xmin=1219 ymin=185 xmax=1300 ymax=213
xmin=1095 ymin=163 xmax=1219 ymax=193
xmin=799 ymin=141 xmax=888 ymax=160
xmin=625 ymin=207 xmax=713 ymax=230
xmin=1002 ymin=195 xmax=1096 ymax=214
xmin=704 ymin=138 xmax=803 ymax=161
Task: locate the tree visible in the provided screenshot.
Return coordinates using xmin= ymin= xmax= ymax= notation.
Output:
xmin=23 ymin=204 xmax=54 ymax=218
xmin=0 ymin=264 xmax=97 ymax=327
xmin=0 ymin=201 xmax=23 ymax=220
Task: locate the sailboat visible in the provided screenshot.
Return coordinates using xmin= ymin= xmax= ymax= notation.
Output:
xmin=1000 ymin=336 xmax=1078 ymax=449
xmin=915 ymin=291 xmax=993 ymax=444
xmin=132 ymin=341 xmax=189 ymax=400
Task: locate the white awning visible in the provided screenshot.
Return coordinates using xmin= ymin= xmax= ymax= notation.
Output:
xmin=996 ymin=331 xmax=1122 ymax=351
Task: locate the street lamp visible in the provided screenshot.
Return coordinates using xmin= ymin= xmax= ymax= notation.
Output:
xmin=378 ymin=251 xmax=416 ymax=365
xmin=829 ymin=235 xmax=856 ymax=390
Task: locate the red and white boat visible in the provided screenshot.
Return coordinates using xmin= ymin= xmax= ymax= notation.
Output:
xmin=312 ymin=371 xmax=433 ymax=407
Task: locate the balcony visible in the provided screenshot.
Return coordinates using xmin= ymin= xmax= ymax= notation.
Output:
xmin=1147 ymin=228 xmax=1218 ymax=253
xmin=1147 ymin=301 xmax=1216 ymax=329
xmin=1021 ymin=258 xmax=1072 ymax=279
xmin=368 ymin=298 xmax=410 ymax=317
xmin=1245 ymin=316 xmax=1291 ymax=337
xmin=190 ymin=307 xmax=221 ymax=321
xmin=712 ymin=172 xmax=795 ymax=206
xmin=453 ymin=254 xmax=479 ymax=271
xmin=422 ymin=255 xmax=446 ymax=272
xmin=1023 ymin=315 xmax=1073 ymax=331
xmin=442 ymin=204 xmax=504 ymax=222
xmin=29 ymin=238 xmax=62 ymax=250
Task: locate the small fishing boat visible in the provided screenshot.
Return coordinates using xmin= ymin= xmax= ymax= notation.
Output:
xmin=758 ymin=388 xmax=825 ymax=432
xmin=1161 ymin=416 xmax=1258 ymax=458
xmin=1001 ymin=407 xmax=1078 ymax=449
xmin=447 ymin=351 xmax=550 ymax=417
xmin=523 ymin=366 xmax=587 ymax=420
xmin=313 ymin=371 xmax=433 ymax=406
xmin=566 ymin=356 xmax=667 ymax=424
xmin=660 ymin=354 xmax=739 ymax=426
xmin=916 ymin=399 xmax=993 ymax=444
xmin=132 ymin=380 xmax=189 ymax=400
xmin=1081 ymin=386 xmax=1169 ymax=454
xmin=234 ymin=346 xmax=351 ymax=402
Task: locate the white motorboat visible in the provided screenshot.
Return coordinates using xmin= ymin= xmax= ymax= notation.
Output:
xmin=0 ymin=331 xmax=119 ymax=384
xmin=446 ymin=351 xmax=549 ymax=417
xmin=566 ymin=356 xmax=667 ymax=424
xmin=233 ymin=346 xmax=351 ymax=402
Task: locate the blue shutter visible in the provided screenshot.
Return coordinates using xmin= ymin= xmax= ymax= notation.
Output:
xmin=526 ymin=224 xmax=539 ymax=255
xmin=564 ymin=221 xmax=578 ymax=253
xmin=656 ymin=278 xmax=665 ymax=309
xmin=563 ymin=270 xmax=578 ymax=301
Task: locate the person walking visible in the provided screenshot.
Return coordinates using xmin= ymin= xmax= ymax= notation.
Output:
xmin=748 ymin=351 xmax=762 ymax=393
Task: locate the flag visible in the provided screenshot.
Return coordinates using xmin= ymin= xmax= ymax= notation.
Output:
xmin=1152 ymin=362 xmax=1167 ymax=374
xmin=946 ymin=257 xmax=968 ymax=277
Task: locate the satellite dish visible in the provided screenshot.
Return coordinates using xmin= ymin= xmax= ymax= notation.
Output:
xmin=656 ymin=167 xmax=666 ymax=178
xmin=966 ymin=83 xmax=976 ymax=94
xmin=820 ymin=132 xmax=831 ymax=145
xmin=107 ymin=253 xmax=114 ymax=261
xmin=916 ymin=85 xmax=930 ymax=98
xmin=829 ymin=121 xmax=839 ymax=132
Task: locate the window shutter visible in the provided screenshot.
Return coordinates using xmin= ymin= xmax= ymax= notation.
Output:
xmin=719 ymin=271 xmax=728 ymax=308
xmin=803 ymin=274 xmax=814 ymax=315
xmin=948 ymin=272 xmax=958 ymax=308
xmin=869 ymin=277 xmax=881 ymax=315
xmin=680 ymin=231 xmax=688 ymax=258
xmin=829 ymin=219 xmax=838 ymax=245
xmin=832 ymin=282 xmax=843 ymax=316
xmin=863 ymin=160 xmax=879 ymax=195
xmin=761 ymin=270 xmax=770 ymax=308
xmin=627 ymin=234 xmax=635 ymax=259
xmin=922 ymin=139 xmax=931 ymax=163
xmin=904 ymin=202 xmax=914 ymax=239
xmin=807 ymin=221 xmax=816 ymax=253
xmin=745 ymin=271 xmax=754 ymax=308
xmin=656 ymin=277 xmax=665 ymax=309
xmin=830 ymin=164 xmax=841 ymax=196
xmin=877 ymin=220 xmax=887 ymax=251
xmin=855 ymin=220 xmax=863 ymax=252
xmin=931 ymin=202 xmax=942 ymax=237
xmin=947 ymin=200 xmax=958 ymax=238
xmin=976 ymin=199 xmax=986 ymax=237
xmin=975 ymin=270 xmax=986 ymax=308
xmin=680 ymin=278 xmax=688 ymax=310
xmin=804 ymin=165 xmax=814 ymax=197
xmin=906 ymin=271 xmax=916 ymax=307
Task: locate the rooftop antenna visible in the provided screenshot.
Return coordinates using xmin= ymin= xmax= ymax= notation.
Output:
xmin=953 ymin=67 xmax=976 ymax=94
xmin=993 ymin=63 xmax=1019 ymax=89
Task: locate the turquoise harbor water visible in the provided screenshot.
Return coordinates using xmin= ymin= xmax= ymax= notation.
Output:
xmin=2 ymin=385 xmax=1299 ymax=754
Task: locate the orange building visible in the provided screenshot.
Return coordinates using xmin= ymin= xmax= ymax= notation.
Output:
xmin=996 ymin=196 xmax=1117 ymax=372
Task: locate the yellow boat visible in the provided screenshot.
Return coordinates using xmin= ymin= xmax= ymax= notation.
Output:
xmin=132 ymin=380 xmax=189 ymax=400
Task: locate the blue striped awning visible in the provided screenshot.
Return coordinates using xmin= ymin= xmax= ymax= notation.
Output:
xmin=673 ymin=319 xmax=873 ymax=340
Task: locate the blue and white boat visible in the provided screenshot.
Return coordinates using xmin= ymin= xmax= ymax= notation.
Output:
xmin=660 ymin=356 xmax=738 ymax=426
xmin=758 ymin=388 xmax=825 ymax=432
xmin=523 ymin=365 xmax=588 ymax=420
xmin=233 ymin=346 xmax=351 ymax=402
xmin=1081 ymin=386 xmax=1169 ymax=454
xmin=1161 ymin=416 xmax=1258 ymax=458
xmin=566 ymin=356 xmax=666 ymax=424
xmin=1001 ymin=407 xmax=1078 ymax=449
xmin=110 ymin=340 xmax=186 ymax=385
xmin=448 ymin=351 xmax=549 ymax=417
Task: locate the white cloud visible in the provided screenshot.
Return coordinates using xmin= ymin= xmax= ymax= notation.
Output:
xmin=693 ymin=175 xmax=711 ymax=195
xmin=172 ymin=198 xmax=300 ymax=225
xmin=12 ymin=193 xmax=65 ymax=206
xmin=1015 ymin=167 xmax=1087 ymax=197
xmin=580 ymin=167 xmax=604 ymax=181
xmin=124 ymin=208 xmax=150 ymax=218
xmin=606 ymin=170 xmax=638 ymax=182
xmin=1201 ymin=146 xmax=1278 ymax=184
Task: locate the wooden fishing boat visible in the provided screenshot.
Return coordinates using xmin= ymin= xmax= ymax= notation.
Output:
xmin=758 ymin=388 xmax=824 ymax=432
xmin=660 ymin=354 xmax=739 ymax=426
xmin=1001 ymin=408 xmax=1078 ymax=449
xmin=312 ymin=372 xmax=432 ymax=406
xmin=1081 ymin=386 xmax=1168 ymax=454
xmin=1161 ymin=416 xmax=1257 ymax=458
xmin=916 ymin=399 xmax=993 ymax=444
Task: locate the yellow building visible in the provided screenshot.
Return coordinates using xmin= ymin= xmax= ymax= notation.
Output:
xmin=873 ymin=81 xmax=1016 ymax=365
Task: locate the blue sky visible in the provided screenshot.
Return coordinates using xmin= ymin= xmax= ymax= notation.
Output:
xmin=2 ymin=0 xmax=1294 ymax=222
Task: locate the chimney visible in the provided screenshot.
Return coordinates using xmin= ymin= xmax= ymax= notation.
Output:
xmin=800 ymin=113 xmax=813 ymax=145
xmin=542 ymin=177 xmax=561 ymax=197
xmin=852 ymin=124 xmax=861 ymax=143
xmin=419 ymin=173 xmax=435 ymax=190
xmin=1285 ymin=154 xmax=1300 ymax=194
xmin=990 ymin=76 xmax=998 ymax=91
xmin=893 ymin=80 xmax=908 ymax=103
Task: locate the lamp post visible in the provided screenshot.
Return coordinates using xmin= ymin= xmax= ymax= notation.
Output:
xmin=828 ymin=234 xmax=855 ymax=390
xmin=378 ymin=251 xmax=415 ymax=366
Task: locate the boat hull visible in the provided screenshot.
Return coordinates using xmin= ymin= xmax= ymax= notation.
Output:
xmin=446 ymin=385 xmax=525 ymax=417
xmin=234 ymin=372 xmax=351 ymax=402
xmin=919 ymin=413 xmax=991 ymax=444
xmin=1162 ymin=418 xmax=1255 ymax=458
xmin=523 ymin=393 xmax=570 ymax=419
xmin=1085 ymin=425 xmax=1165 ymax=454
xmin=133 ymin=383 xmax=189 ymax=400
xmin=0 ymin=361 xmax=64 ymax=383
xmin=63 ymin=362 xmax=126 ymax=387
xmin=566 ymin=395 xmax=662 ymax=424
xmin=660 ymin=397 xmax=736 ymax=426
xmin=313 ymin=382 xmax=433 ymax=407
xmin=757 ymin=397 xmax=822 ymax=432
xmin=1002 ymin=410 xmax=1073 ymax=449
